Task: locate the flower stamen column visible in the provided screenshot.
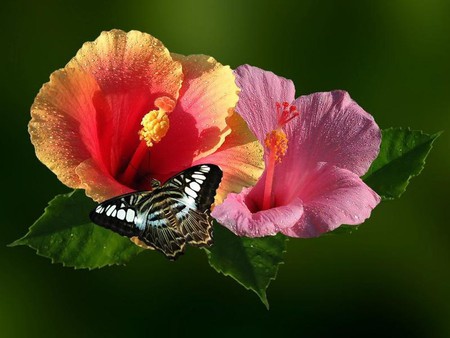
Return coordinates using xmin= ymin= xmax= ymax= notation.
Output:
xmin=262 ymin=102 xmax=299 ymax=210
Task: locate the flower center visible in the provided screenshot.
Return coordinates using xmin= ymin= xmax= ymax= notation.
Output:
xmin=262 ymin=101 xmax=299 ymax=210
xmin=120 ymin=96 xmax=176 ymax=187
xmin=139 ymin=96 xmax=176 ymax=147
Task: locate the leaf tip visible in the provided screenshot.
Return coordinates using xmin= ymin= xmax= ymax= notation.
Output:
xmin=257 ymin=291 xmax=270 ymax=310
xmin=7 ymin=237 xmax=27 ymax=248
xmin=433 ymin=130 xmax=444 ymax=138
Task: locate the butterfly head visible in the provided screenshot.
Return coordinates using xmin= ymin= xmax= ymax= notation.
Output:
xmin=151 ymin=178 xmax=161 ymax=189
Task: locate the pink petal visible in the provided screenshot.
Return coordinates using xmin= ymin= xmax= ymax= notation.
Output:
xmin=286 ymin=91 xmax=381 ymax=176
xmin=281 ymin=163 xmax=380 ymax=238
xmin=212 ymin=188 xmax=304 ymax=237
xmin=234 ymin=65 xmax=296 ymax=142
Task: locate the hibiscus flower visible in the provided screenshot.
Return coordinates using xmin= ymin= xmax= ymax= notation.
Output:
xmin=29 ymin=30 xmax=263 ymax=205
xmin=212 ymin=65 xmax=381 ymax=237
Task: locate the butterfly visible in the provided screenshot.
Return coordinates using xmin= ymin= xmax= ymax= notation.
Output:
xmin=89 ymin=164 xmax=223 ymax=260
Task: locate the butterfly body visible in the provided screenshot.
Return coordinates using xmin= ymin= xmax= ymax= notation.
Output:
xmin=89 ymin=164 xmax=222 ymax=260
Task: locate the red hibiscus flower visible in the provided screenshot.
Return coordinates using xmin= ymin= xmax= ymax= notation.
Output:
xmin=29 ymin=30 xmax=263 ymax=205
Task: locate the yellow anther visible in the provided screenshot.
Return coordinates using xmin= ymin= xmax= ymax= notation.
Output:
xmin=139 ymin=96 xmax=176 ymax=147
xmin=264 ymin=129 xmax=288 ymax=163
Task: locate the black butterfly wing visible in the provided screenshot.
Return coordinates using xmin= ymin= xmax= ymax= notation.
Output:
xmin=161 ymin=164 xmax=222 ymax=247
xmin=177 ymin=209 xmax=214 ymax=247
xmin=138 ymin=196 xmax=186 ymax=260
xmin=89 ymin=191 xmax=151 ymax=237
xmin=165 ymin=164 xmax=223 ymax=212
xmin=90 ymin=189 xmax=186 ymax=260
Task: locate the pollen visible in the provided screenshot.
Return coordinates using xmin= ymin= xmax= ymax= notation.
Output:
xmin=264 ymin=129 xmax=288 ymax=163
xmin=139 ymin=96 xmax=176 ymax=147
xmin=262 ymin=102 xmax=299 ymax=163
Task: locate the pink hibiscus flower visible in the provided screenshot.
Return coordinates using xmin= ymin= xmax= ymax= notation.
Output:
xmin=29 ymin=30 xmax=264 ymax=206
xmin=212 ymin=65 xmax=381 ymax=238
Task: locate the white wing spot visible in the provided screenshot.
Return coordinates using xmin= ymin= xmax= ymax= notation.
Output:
xmin=126 ymin=209 xmax=135 ymax=222
xmin=117 ymin=209 xmax=126 ymax=220
xmin=192 ymin=174 xmax=206 ymax=180
xmin=112 ymin=209 xmax=117 ymax=217
xmin=190 ymin=181 xmax=201 ymax=192
xmin=200 ymin=165 xmax=210 ymax=172
xmin=106 ymin=205 xmax=116 ymax=216
xmin=185 ymin=186 xmax=197 ymax=198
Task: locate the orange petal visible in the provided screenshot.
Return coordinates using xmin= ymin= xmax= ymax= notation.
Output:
xmin=147 ymin=54 xmax=239 ymax=178
xmin=29 ymin=30 xmax=182 ymax=199
xmin=75 ymin=159 xmax=132 ymax=202
xmin=29 ymin=67 xmax=101 ymax=189
xmin=194 ymin=112 xmax=264 ymax=205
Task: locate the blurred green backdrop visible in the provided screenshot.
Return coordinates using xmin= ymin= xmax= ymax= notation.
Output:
xmin=2 ymin=0 xmax=449 ymax=337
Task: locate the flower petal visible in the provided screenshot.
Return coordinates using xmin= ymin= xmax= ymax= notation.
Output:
xmin=194 ymin=112 xmax=264 ymax=205
xmin=29 ymin=30 xmax=182 ymax=199
xmin=29 ymin=67 xmax=100 ymax=189
xmin=75 ymin=159 xmax=132 ymax=202
xmin=287 ymin=91 xmax=381 ymax=176
xmin=234 ymin=65 xmax=296 ymax=143
xmin=281 ymin=163 xmax=380 ymax=238
xmin=147 ymin=54 xmax=239 ymax=180
xmin=212 ymin=188 xmax=304 ymax=237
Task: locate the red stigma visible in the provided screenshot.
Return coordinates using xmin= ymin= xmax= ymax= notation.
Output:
xmin=276 ymin=101 xmax=299 ymax=128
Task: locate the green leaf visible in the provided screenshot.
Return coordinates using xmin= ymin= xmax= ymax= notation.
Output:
xmin=326 ymin=128 xmax=440 ymax=236
xmin=326 ymin=225 xmax=358 ymax=236
xmin=205 ymin=223 xmax=287 ymax=309
xmin=10 ymin=190 xmax=143 ymax=269
xmin=363 ymin=128 xmax=441 ymax=200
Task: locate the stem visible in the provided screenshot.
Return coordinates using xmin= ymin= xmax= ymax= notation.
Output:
xmin=120 ymin=140 xmax=148 ymax=185
xmin=262 ymin=150 xmax=276 ymax=210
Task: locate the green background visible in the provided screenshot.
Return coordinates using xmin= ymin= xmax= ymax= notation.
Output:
xmin=2 ymin=0 xmax=449 ymax=337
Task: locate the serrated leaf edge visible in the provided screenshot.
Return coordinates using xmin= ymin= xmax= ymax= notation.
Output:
xmin=205 ymin=236 xmax=288 ymax=310
xmin=364 ymin=127 xmax=441 ymax=200
xmin=9 ymin=190 xmax=142 ymax=270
